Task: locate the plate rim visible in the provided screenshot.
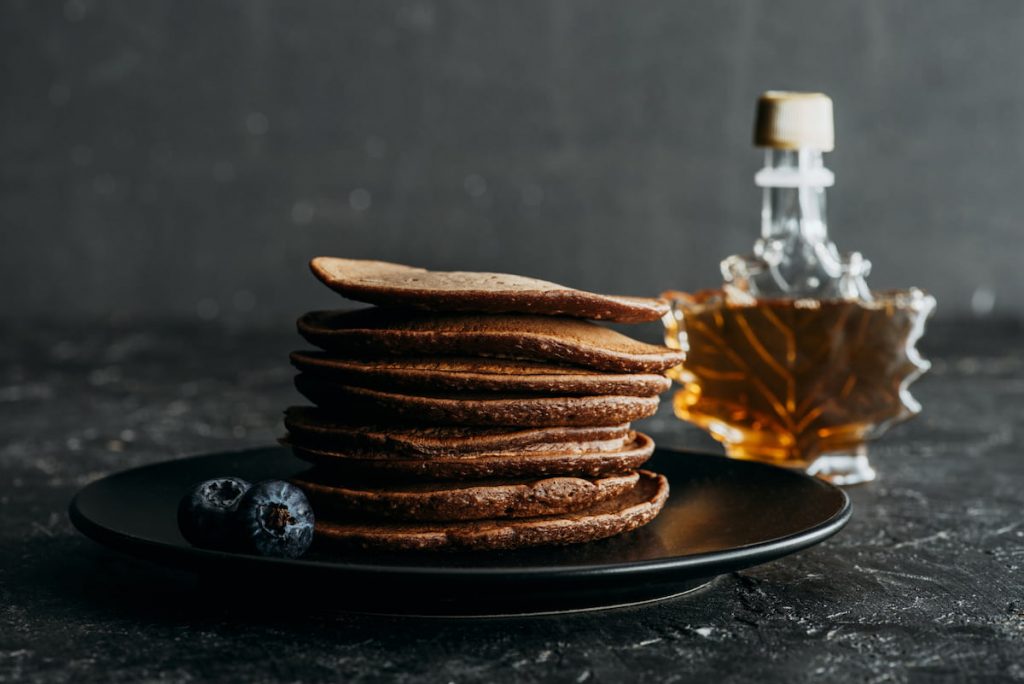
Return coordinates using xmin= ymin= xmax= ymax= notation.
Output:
xmin=69 ymin=445 xmax=851 ymax=581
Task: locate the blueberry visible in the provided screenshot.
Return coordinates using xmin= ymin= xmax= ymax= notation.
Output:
xmin=235 ymin=480 xmax=314 ymax=559
xmin=178 ymin=477 xmax=251 ymax=549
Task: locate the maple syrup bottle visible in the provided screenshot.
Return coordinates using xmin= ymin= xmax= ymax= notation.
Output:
xmin=663 ymin=91 xmax=935 ymax=485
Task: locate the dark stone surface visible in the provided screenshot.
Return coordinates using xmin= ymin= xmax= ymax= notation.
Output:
xmin=1 ymin=0 xmax=1021 ymax=319
xmin=1 ymin=318 xmax=1022 ymax=682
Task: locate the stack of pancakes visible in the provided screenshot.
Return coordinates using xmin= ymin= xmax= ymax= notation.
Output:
xmin=284 ymin=257 xmax=684 ymax=551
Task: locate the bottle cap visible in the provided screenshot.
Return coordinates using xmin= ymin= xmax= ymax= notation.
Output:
xmin=754 ymin=91 xmax=834 ymax=151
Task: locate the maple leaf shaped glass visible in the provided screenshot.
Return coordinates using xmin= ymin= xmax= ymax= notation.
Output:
xmin=662 ymin=289 xmax=935 ymax=484
xmin=662 ymin=143 xmax=935 ymax=485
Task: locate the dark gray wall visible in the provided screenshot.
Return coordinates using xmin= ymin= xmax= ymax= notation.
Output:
xmin=2 ymin=0 xmax=1021 ymax=322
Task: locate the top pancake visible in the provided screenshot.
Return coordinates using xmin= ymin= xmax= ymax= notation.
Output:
xmin=310 ymin=257 xmax=669 ymax=323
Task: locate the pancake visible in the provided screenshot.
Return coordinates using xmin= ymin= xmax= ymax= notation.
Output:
xmin=285 ymin=431 xmax=655 ymax=479
xmin=289 ymin=352 xmax=672 ymax=397
xmin=294 ymin=374 xmax=660 ymax=427
xmin=297 ymin=309 xmax=684 ymax=374
xmin=291 ymin=470 xmax=640 ymax=522
xmin=284 ymin=407 xmax=632 ymax=456
xmin=313 ymin=470 xmax=669 ymax=551
xmin=310 ymin=257 xmax=668 ymax=323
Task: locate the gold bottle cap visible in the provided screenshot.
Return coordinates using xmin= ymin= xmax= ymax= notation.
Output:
xmin=754 ymin=91 xmax=834 ymax=151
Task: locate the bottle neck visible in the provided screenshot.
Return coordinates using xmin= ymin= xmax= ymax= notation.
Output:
xmin=758 ymin=149 xmax=832 ymax=244
xmin=721 ymin=145 xmax=872 ymax=302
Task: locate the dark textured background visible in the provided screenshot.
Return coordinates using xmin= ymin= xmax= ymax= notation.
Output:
xmin=2 ymin=0 xmax=1022 ymax=322
xmin=3 ymin=5 xmax=1024 ymax=680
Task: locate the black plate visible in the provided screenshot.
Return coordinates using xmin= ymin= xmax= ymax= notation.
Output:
xmin=69 ymin=446 xmax=850 ymax=616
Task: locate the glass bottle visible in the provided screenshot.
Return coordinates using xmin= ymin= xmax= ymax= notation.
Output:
xmin=662 ymin=91 xmax=935 ymax=485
